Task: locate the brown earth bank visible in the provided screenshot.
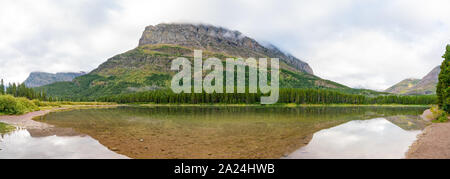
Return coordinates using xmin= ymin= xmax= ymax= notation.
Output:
xmin=407 ymin=121 xmax=450 ymax=159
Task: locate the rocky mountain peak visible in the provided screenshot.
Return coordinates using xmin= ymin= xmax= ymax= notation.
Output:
xmin=24 ymin=71 xmax=86 ymax=87
xmin=139 ymin=23 xmax=246 ymax=46
xmin=138 ymin=23 xmax=313 ymax=74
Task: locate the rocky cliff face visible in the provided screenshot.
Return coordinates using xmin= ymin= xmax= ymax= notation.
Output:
xmin=385 ymin=66 xmax=441 ymax=95
xmin=138 ymin=23 xmax=314 ymax=74
xmin=24 ymin=72 xmax=86 ymax=87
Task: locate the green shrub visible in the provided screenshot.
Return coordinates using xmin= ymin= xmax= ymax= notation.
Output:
xmin=16 ymin=97 xmax=39 ymax=113
xmin=438 ymin=112 xmax=449 ymax=123
xmin=0 ymin=95 xmax=17 ymax=114
xmin=0 ymin=95 xmax=38 ymax=115
xmin=429 ymin=105 xmax=444 ymax=119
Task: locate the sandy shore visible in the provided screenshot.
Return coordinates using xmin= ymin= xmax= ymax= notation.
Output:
xmin=0 ymin=110 xmax=56 ymax=129
xmin=407 ymin=122 xmax=450 ymax=159
xmin=0 ymin=105 xmax=119 ymax=130
xmin=0 ymin=105 xmax=122 ymax=139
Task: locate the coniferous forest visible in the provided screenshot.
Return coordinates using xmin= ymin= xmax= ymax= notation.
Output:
xmin=97 ymin=88 xmax=437 ymax=105
xmin=0 ymin=77 xmax=438 ymax=105
xmin=0 ymin=79 xmax=48 ymax=101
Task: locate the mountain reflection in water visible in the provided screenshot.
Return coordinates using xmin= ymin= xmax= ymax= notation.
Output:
xmin=286 ymin=117 xmax=424 ymax=159
xmin=0 ymin=129 xmax=128 ymax=159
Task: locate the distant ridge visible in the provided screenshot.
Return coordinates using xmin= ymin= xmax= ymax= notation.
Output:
xmin=385 ymin=78 xmax=421 ymax=94
xmin=385 ymin=66 xmax=441 ymax=95
xmin=24 ymin=71 xmax=86 ymax=87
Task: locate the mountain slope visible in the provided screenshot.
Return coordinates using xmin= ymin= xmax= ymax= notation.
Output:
xmin=385 ymin=78 xmax=420 ymax=94
xmin=406 ymin=66 xmax=441 ymax=95
xmin=37 ymin=23 xmax=378 ymax=100
xmin=385 ymin=66 xmax=441 ymax=95
xmin=24 ymin=72 xmax=86 ymax=87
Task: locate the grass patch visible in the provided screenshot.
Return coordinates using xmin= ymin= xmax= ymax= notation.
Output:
xmin=1 ymin=95 xmax=115 ymax=115
xmin=0 ymin=122 xmax=15 ymax=134
xmin=33 ymin=100 xmax=115 ymax=107
xmin=434 ymin=112 xmax=449 ymax=123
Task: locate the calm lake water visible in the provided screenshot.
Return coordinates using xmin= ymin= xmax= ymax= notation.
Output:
xmin=1 ymin=106 xmax=427 ymax=159
xmin=0 ymin=128 xmax=128 ymax=159
xmin=285 ymin=117 xmax=423 ymax=159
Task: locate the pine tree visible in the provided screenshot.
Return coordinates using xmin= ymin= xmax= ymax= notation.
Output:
xmin=437 ymin=45 xmax=450 ymax=113
xmin=0 ymin=79 xmax=4 ymax=95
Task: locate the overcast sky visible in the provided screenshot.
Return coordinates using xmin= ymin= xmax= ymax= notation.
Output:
xmin=0 ymin=0 xmax=449 ymax=90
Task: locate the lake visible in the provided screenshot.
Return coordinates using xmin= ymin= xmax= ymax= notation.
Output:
xmin=0 ymin=128 xmax=128 ymax=159
xmin=1 ymin=106 xmax=427 ymax=159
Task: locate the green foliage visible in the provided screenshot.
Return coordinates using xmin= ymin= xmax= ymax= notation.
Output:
xmin=97 ymin=88 xmax=437 ymax=105
xmin=144 ymin=74 xmax=171 ymax=86
xmin=0 ymin=122 xmax=15 ymax=134
xmin=0 ymin=95 xmax=39 ymax=115
xmin=430 ymin=105 xmax=443 ymax=118
xmin=1 ymin=80 xmax=48 ymax=101
xmin=30 ymin=100 xmax=114 ymax=107
xmin=437 ymin=45 xmax=450 ymax=113
xmin=429 ymin=105 xmax=449 ymax=123
xmin=437 ymin=112 xmax=448 ymax=123
xmin=35 ymin=74 xmax=130 ymax=101
xmin=0 ymin=79 xmax=5 ymax=95
xmin=280 ymin=69 xmax=342 ymax=89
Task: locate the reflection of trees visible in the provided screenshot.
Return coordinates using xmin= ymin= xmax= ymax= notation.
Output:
xmin=385 ymin=115 xmax=428 ymax=131
xmin=27 ymin=128 xmax=84 ymax=138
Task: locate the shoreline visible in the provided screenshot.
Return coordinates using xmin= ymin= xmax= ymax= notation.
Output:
xmin=129 ymin=103 xmax=431 ymax=108
xmin=1 ymin=103 xmax=427 ymax=129
xmin=0 ymin=105 xmax=120 ymax=129
xmin=406 ymin=121 xmax=450 ymax=159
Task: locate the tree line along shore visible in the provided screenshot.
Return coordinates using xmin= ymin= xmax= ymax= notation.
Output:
xmin=0 ymin=85 xmax=438 ymax=116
